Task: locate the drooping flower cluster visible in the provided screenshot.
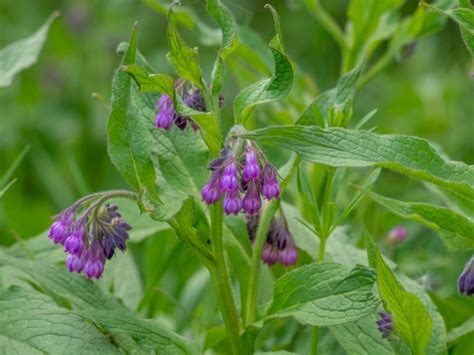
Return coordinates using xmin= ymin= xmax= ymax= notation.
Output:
xmin=48 ymin=200 xmax=131 ymax=279
xmin=376 ymin=312 xmax=393 ymax=338
xmin=155 ymin=83 xmax=224 ymax=131
xmin=458 ymin=256 xmax=474 ymax=297
xmin=201 ymin=144 xmax=280 ymax=216
xmin=385 ymin=226 xmax=408 ymax=246
xmin=246 ymin=215 xmax=297 ymax=266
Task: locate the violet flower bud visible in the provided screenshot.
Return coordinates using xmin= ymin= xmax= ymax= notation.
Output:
xmin=202 ymin=174 xmax=222 ymax=205
xmin=262 ymin=246 xmax=279 ymax=266
xmin=243 ymin=149 xmax=261 ymax=182
xmin=64 ymin=222 xmax=86 ymax=255
xmin=223 ymin=191 xmax=242 ymax=215
xmin=243 ymin=182 xmax=261 ymax=215
xmin=66 ymin=253 xmax=84 ymax=273
xmin=49 ymin=210 xmax=74 ymax=245
xmin=155 ymin=95 xmax=175 ymax=130
xmin=376 ymin=312 xmax=393 ymax=338
xmin=386 ymin=226 xmax=408 ymax=245
xmin=262 ymin=164 xmax=280 ymax=200
xmin=83 ymin=240 xmax=105 ymax=279
xmin=220 ymin=161 xmax=239 ymax=193
xmin=458 ymin=257 xmax=474 ymax=297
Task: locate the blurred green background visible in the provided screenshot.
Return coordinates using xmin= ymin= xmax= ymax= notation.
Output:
xmin=1 ymin=1 xmax=473 ymax=352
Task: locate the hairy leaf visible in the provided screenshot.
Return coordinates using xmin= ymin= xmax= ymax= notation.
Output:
xmin=233 ymin=5 xmax=294 ymax=124
xmin=79 ymin=309 xmax=201 ymax=354
xmin=265 ymin=262 xmax=379 ymax=326
xmin=329 ymin=314 xmax=394 ymax=355
xmin=107 ymin=25 xmax=157 ymax=198
xmin=167 ymin=4 xmax=203 ymax=88
xmin=447 ymin=316 xmax=474 ymax=344
xmin=242 ymin=126 xmax=474 ymax=199
xmin=0 ymin=286 xmax=120 ymax=354
xmin=365 ymin=234 xmax=432 ymax=355
xmin=122 ymin=64 xmax=174 ymax=96
xmin=0 ymin=12 xmax=58 ymax=87
xmin=364 ymin=189 xmax=474 ymax=250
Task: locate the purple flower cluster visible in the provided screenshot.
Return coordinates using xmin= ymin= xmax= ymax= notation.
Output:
xmin=155 ymin=86 xmax=223 ymax=131
xmin=49 ymin=203 xmax=131 ymax=279
xmin=201 ymin=145 xmax=280 ymax=216
xmin=376 ymin=312 xmax=393 ymax=338
xmin=247 ymin=215 xmax=297 ymax=266
xmin=458 ymin=257 xmax=474 ymax=297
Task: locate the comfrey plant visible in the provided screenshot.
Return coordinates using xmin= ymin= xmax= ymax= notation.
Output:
xmin=5 ymin=0 xmax=470 ymax=354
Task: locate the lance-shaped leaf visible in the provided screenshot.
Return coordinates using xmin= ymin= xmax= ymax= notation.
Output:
xmin=206 ymin=0 xmax=237 ymax=97
xmin=107 ymin=25 xmax=157 ymax=198
xmin=447 ymin=316 xmax=474 ymax=345
xmin=423 ymin=3 xmax=474 ymax=57
xmin=0 ymin=286 xmax=120 ymax=354
xmin=264 ymin=262 xmax=379 ymax=326
xmin=365 ymin=233 xmax=432 ymax=355
xmin=122 ymin=64 xmax=174 ymax=96
xmin=241 ymin=126 xmax=474 ymax=199
xmin=297 ymin=63 xmax=363 ymax=127
xmin=79 ymin=309 xmax=201 ymax=355
xmin=364 ymin=189 xmax=474 ymax=250
xmin=167 ymin=3 xmax=204 ymax=88
xmin=0 ymin=12 xmax=58 ymax=88
xmin=233 ymin=5 xmax=294 ymax=124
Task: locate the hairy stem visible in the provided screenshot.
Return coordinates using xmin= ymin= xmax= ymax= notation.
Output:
xmin=210 ymin=202 xmax=243 ymax=355
xmin=244 ymin=200 xmax=280 ymax=326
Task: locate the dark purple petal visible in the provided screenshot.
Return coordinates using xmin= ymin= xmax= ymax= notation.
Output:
xmin=66 ymin=254 xmax=84 ymax=273
xmin=458 ymin=257 xmax=474 ymax=296
xmin=223 ymin=191 xmax=242 ymax=215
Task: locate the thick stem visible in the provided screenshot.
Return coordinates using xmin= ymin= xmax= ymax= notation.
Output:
xmin=244 ymin=200 xmax=279 ymax=326
xmin=210 ymin=203 xmax=243 ymax=355
xmin=311 ymin=326 xmax=320 ymax=355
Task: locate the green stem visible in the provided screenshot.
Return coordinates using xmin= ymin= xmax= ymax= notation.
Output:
xmin=305 ymin=0 xmax=347 ymax=52
xmin=244 ymin=200 xmax=280 ymax=326
xmin=311 ymin=326 xmax=320 ymax=355
xmin=210 ymin=203 xmax=243 ymax=355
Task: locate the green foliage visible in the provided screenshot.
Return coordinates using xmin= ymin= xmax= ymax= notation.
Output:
xmin=242 ymin=126 xmax=474 ymax=199
xmin=0 ymin=12 xmax=58 ymax=88
xmin=265 ymin=262 xmax=379 ymax=326
xmin=233 ymin=5 xmax=294 ymax=124
xmin=365 ymin=233 xmax=433 ymax=355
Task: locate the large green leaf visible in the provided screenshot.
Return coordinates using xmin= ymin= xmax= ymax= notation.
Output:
xmin=297 ymin=64 xmax=363 ymax=127
xmin=424 ymin=4 xmax=474 ymax=57
xmin=233 ymin=5 xmax=294 ymax=124
xmin=206 ymin=0 xmax=237 ymax=97
xmin=0 ymin=286 xmax=120 ymax=354
xmin=107 ymin=25 xmax=157 ymax=198
xmin=167 ymin=4 xmax=204 ymax=88
xmin=79 ymin=309 xmax=201 ymax=355
xmin=0 ymin=12 xmax=58 ymax=88
xmin=329 ymin=314 xmax=394 ymax=355
xmin=364 ymin=189 xmax=474 ymax=250
xmin=122 ymin=64 xmax=174 ymax=96
xmin=242 ymin=126 xmax=474 ymax=199
xmin=0 ymin=255 xmax=121 ymax=310
xmin=264 ymin=262 xmax=379 ymax=326
xmin=365 ymin=233 xmax=432 ymax=355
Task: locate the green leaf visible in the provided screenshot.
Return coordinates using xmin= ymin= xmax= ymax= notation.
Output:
xmin=79 ymin=309 xmax=201 ymax=355
xmin=264 ymin=262 xmax=379 ymax=326
xmin=364 ymin=233 xmax=432 ymax=355
xmin=242 ymin=126 xmax=474 ymax=199
xmin=122 ymin=64 xmax=174 ymax=96
xmin=424 ymin=4 xmax=474 ymax=57
xmin=0 ymin=286 xmax=120 ymax=354
xmin=364 ymin=189 xmax=474 ymax=250
xmin=167 ymin=3 xmax=204 ymax=88
xmin=329 ymin=314 xmax=394 ymax=355
xmin=0 ymin=12 xmax=58 ymax=88
xmin=297 ymin=63 xmax=363 ymax=127
xmin=107 ymin=25 xmax=157 ymax=198
xmin=0 ymin=255 xmax=121 ymax=310
xmin=447 ymin=316 xmax=474 ymax=344
xmin=206 ymin=0 xmax=237 ymax=97
xmin=233 ymin=5 xmax=294 ymax=124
